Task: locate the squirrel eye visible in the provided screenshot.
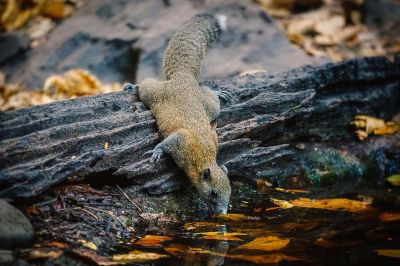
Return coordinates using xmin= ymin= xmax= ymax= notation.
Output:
xmin=210 ymin=189 xmax=218 ymax=198
xmin=202 ymin=168 xmax=211 ymax=180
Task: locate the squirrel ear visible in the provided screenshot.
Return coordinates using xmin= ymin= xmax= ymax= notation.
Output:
xmin=202 ymin=168 xmax=211 ymax=181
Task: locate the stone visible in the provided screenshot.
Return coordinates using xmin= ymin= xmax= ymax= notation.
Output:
xmin=0 ymin=31 xmax=30 ymax=63
xmin=0 ymin=200 xmax=34 ymax=249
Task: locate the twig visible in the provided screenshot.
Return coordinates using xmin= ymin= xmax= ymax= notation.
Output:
xmin=116 ymin=185 xmax=143 ymax=212
xmin=84 ymin=206 xmax=126 ymax=228
xmin=71 ymin=207 xmax=98 ymax=220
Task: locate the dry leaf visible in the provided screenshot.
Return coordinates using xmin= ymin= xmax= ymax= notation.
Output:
xmin=235 ymin=236 xmax=290 ymax=252
xmin=290 ymin=198 xmax=371 ymax=212
xmin=387 ymin=174 xmax=400 ymax=186
xmin=42 ymin=241 xmax=68 ymax=248
xmin=315 ymin=15 xmax=345 ymax=36
xmin=271 ymin=198 xmax=294 ymax=209
xmin=26 ymin=205 xmax=40 ymax=216
xmin=112 ymin=250 xmax=169 ymax=263
xmin=27 ymin=17 xmax=55 ymax=40
xmin=28 ymin=249 xmax=63 ymax=260
xmin=253 ymin=207 xmax=262 ymax=213
xmin=351 ymin=115 xmax=399 ymax=140
xmin=215 ymin=213 xmax=248 ymax=221
xmin=164 ymin=243 xmax=192 ymax=256
xmin=257 ymin=179 xmax=272 ymax=193
xmin=275 ymin=187 xmax=309 ymax=193
xmin=1 ymin=68 xmax=122 ymax=112
xmin=78 ymin=239 xmax=97 ymax=251
xmin=196 ymin=232 xmax=246 ymax=241
xmin=265 ymin=207 xmax=282 ymax=212
xmin=379 ymin=212 xmax=400 ymax=222
xmin=72 ymin=249 xmax=120 ymax=266
xmin=41 ymin=0 xmax=74 ymax=19
xmin=184 ymin=221 xmax=222 ymax=230
xmin=375 ymin=249 xmax=400 ymax=258
xmin=165 ymin=242 xmax=301 ymax=264
xmin=135 ymin=235 xmax=173 ymax=247
xmin=0 ymin=0 xmax=74 ymax=31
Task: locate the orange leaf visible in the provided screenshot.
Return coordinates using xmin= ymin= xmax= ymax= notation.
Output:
xmin=42 ymin=241 xmax=68 ymax=248
xmin=271 ymin=198 xmax=294 ymax=209
xmin=379 ymin=212 xmax=400 ymax=222
xmin=112 ymin=250 xmax=169 ymax=263
xmin=290 ymin=198 xmax=371 ymax=212
xmin=28 ymin=249 xmax=63 ymax=260
xmin=215 ymin=213 xmax=247 ymax=221
xmin=72 ymin=249 xmax=120 ymax=266
xmin=164 ymin=243 xmax=191 ymax=256
xmin=375 ymin=249 xmax=400 ymax=258
xmin=26 ymin=205 xmax=40 ymax=216
xmin=235 ymin=236 xmax=290 ymax=252
xmin=197 ymin=232 xmax=246 ymax=241
xmin=257 ymin=179 xmax=272 ymax=193
xmin=253 ymin=207 xmax=262 ymax=213
xmin=265 ymin=207 xmax=281 ymax=212
xmin=135 ymin=235 xmax=173 ymax=247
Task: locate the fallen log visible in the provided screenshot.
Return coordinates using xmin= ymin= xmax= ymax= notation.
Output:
xmin=1 ymin=56 xmax=399 ymax=199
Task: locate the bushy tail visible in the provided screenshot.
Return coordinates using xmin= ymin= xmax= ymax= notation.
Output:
xmin=163 ymin=14 xmax=225 ymax=81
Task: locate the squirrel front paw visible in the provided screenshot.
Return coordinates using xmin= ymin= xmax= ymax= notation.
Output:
xmin=145 ymin=146 xmax=164 ymax=163
xmin=218 ymin=91 xmax=233 ymax=105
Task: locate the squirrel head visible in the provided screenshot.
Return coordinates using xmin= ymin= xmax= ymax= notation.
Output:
xmin=193 ymin=162 xmax=231 ymax=214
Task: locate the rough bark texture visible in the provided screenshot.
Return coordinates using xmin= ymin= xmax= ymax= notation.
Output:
xmin=1 ymin=56 xmax=400 ymax=199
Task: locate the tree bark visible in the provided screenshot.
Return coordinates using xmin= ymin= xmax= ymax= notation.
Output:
xmin=1 ymin=56 xmax=399 ymax=198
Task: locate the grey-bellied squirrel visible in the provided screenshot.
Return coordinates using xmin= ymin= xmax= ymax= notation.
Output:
xmin=127 ymin=14 xmax=231 ymax=214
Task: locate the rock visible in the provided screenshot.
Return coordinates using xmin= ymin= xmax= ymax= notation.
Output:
xmin=0 ymin=31 xmax=30 ymax=64
xmin=0 ymin=200 xmax=34 ymax=249
xmin=0 ymin=0 xmax=323 ymax=88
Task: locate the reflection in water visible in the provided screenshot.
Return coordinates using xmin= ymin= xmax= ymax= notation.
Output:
xmin=181 ymin=225 xmax=229 ymax=266
xmin=113 ymin=186 xmax=400 ymax=266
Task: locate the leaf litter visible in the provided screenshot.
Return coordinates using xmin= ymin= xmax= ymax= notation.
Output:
xmin=256 ymin=0 xmax=400 ymax=61
xmin=0 ymin=69 xmax=122 ymax=112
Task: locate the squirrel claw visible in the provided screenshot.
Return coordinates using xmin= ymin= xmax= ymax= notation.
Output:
xmin=148 ymin=147 xmax=163 ymax=164
xmin=218 ymin=90 xmax=233 ymax=105
xmin=123 ymin=83 xmax=138 ymax=91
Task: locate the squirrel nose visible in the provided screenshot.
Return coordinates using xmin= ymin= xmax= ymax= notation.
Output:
xmin=216 ymin=205 xmax=228 ymax=214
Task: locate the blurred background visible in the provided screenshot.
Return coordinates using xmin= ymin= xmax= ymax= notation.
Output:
xmin=0 ymin=0 xmax=399 ymax=111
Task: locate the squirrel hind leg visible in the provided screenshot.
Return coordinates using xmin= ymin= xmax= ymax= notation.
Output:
xmin=199 ymin=85 xmax=221 ymax=122
xmin=217 ymin=90 xmax=233 ymax=105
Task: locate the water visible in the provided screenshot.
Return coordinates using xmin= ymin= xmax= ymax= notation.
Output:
xmin=110 ymin=186 xmax=400 ymax=266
